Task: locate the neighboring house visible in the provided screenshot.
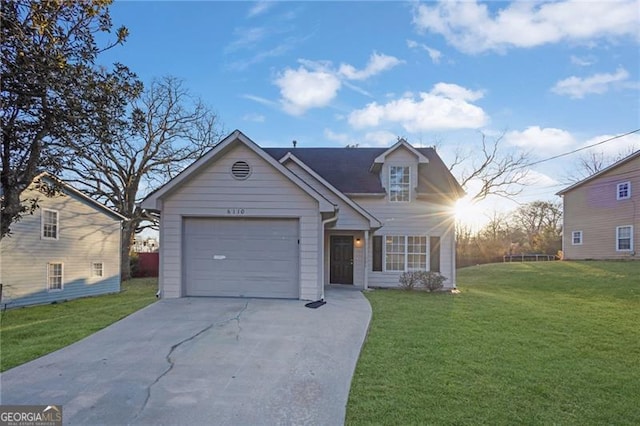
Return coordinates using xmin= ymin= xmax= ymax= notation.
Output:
xmin=0 ymin=173 xmax=126 ymax=308
xmin=557 ymin=150 xmax=639 ymax=260
xmin=132 ymin=237 xmax=159 ymax=253
xmin=141 ymin=130 xmax=464 ymax=301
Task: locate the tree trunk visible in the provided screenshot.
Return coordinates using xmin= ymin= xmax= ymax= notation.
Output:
xmin=121 ymin=222 xmax=135 ymax=281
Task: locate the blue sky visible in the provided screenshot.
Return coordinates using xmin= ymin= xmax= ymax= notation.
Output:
xmin=100 ymin=0 xmax=640 ymax=226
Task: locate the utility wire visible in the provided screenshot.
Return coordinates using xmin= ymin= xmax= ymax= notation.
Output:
xmin=525 ymin=128 xmax=640 ymax=168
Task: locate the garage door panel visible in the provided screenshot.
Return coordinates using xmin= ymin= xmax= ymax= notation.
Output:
xmin=184 ymin=218 xmax=299 ymax=298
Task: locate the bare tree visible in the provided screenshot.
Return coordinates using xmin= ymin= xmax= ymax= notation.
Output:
xmin=567 ymin=147 xmax=637 ymax=183
xmin=511 ymin=200 xmax=562 ymax=254
xmin=64 ymin=76 xmax=223 ymax=279
xmin=449 ymin=132 xmax=530 ymax=202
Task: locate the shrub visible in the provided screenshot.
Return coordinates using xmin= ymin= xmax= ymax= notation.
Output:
xmin=399 ymin=272 xmax=419 ymax=290
xmin=418 ymin=271 xmax=446 ymax=292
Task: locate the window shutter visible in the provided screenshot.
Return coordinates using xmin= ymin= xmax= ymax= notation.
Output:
xmin=372 ymin=236 xmax=382 ymax=271
xmin=430 ymin=236 xmax=441 ymax=273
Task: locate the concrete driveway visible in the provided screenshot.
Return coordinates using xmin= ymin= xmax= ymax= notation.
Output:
xmin=0 ymin=287 xmax=371 ymax=425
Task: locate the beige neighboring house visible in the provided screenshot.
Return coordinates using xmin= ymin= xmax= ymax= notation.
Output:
xmin=0 ymin=173 xmax=127 ymax=308
xmin=141 ymin=130 xmax=464 ymax=301
xmin=557 ymin=150 xmax=639 ymax=260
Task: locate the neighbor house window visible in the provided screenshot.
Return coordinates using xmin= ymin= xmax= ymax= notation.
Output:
xmin=616 ymin=226 xmax=633 ymax=251
xmin=572 ymin=231 xmax=583 ymax=245
xmin=385 ymin=235 xmax=428 ymax=271
xmin=617 ymin=182 xmax=630 ymax=200
xmin=389 ymin=166 xmax=410 ymax=202
xmin=92 ymin=262 xmax=104 ymax=278
xmin=47 ymin=262 xmax=63 ymax=291
xmin=42 ymin=209 xmax=59 ymax=239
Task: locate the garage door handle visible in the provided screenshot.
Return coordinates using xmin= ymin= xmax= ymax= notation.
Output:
xmin=214 ymin=255 xmax=226 ymax=260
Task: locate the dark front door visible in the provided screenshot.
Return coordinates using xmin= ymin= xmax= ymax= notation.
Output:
xmin=330 ymin=236 xmax=353 ymax=284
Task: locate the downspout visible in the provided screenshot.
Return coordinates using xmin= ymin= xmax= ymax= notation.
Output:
xmin=363 ymin=230 xmax=369 ymax=290
xmin=320 ymin=209 xmax=339 ymax=301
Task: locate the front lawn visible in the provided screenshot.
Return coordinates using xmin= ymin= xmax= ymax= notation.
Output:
xmin=347 ymin=261 xmax=640 ymax=425
xmin=0 ymin=278 xmax=157 ymax=372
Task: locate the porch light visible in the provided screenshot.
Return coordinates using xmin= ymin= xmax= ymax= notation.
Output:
xmin=355 ymin=238 xmax=362 ymax=248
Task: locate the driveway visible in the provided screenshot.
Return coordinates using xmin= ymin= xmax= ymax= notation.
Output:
xmin=0 ymin=287 xmax=371 ymax=425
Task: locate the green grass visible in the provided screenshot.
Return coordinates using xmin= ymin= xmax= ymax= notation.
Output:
xmin=347 ymin=261 xmax=640 ymax=425
xmin=0 ymin=278 xmax=157 ymax=372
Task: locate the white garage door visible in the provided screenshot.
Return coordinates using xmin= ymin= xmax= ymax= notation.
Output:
xmin=183 ymin=218 xmax=299 ymax=298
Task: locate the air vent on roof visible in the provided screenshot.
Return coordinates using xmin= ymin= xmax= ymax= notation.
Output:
xmin=231 ymin=161 xmax=251 ymax=180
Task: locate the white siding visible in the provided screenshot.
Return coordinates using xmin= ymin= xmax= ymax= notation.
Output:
xmin=354 ymin=147 xmax=457 ymax=289
xmin=1 ymin=186 xmax=121 ymax=308
xmin=160 ymin=143 xmax=323 ymax=301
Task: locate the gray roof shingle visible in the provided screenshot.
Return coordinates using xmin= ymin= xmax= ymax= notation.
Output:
xmin=263 ymin=147 xmax=464 ymax=197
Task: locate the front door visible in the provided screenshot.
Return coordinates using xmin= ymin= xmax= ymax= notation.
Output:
xmin=330 ymin=236 xmax=353 ymax=284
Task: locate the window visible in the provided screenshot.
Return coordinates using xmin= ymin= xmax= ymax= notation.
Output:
xmin=92 ymin=262 xmax=104 ymax=278
xmin=389 ymin=166 xmax=410 ymax=202
xmin=572 ymin=231 xmax=583 ymax=245
xmin=616 ymin=226 xmax=633 ymax=251
xmin=42 ymin=209 xmax=59 ymax=239
xmin=407 ymin=236 xmax=427 ymax=270
xmin=617 ymin=182 xmax=631 ymax=200
xmin=384 ymin=235 xmax=428 ymax=272
xmin=385 ymin=236 xmax=405 ymax=271
xmin=47 ymin=262 xmax=63 ymax=291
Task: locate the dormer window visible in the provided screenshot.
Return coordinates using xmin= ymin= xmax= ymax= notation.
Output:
xmin=389 ymin=166 xmax=410 ymax=202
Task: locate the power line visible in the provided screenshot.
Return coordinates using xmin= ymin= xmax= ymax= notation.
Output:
xmin=525 ymin=128 xmax=640 ymax=168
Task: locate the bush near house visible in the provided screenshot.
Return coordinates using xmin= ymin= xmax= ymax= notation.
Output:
xmin=399 ymin=271 xmax=446 ymax=292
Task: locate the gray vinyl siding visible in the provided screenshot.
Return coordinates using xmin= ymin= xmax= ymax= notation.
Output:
xmin=1 ymin=186 xmax=121 ymax=308
xmin=562 ymin=156 xmax=639 ymax=260
xmin=159 ymin=143 xmax=323 ymax=301
xmin=354 ymin=145 xmax=457 ymax=288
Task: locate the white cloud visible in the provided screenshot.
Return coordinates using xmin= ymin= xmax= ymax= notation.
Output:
xmin=242 ymin=113 xmax=265 ymax=123
xmin=413 ymin=0 xmax=640 ymax=54
xmin=324 ymin=128 xmax=351 ymax=144
xmin=225 ymin=27 xmax=267 ymax=53
xmin=364 ymin=130 xmax=397 ymax=147
xmin=570 ymin=55 xmax=595 ymax=67
xmin=407 ymin=39 xmax=442 ymax=64
xmin=522 ymin=170 xmax=559 ymax=187
xmin=248 ymin=1 xmax=274 ymax=18
xmin=551 ymin=67 xmax=630 ymax=98
xmin=275 ymin=66 xmax=342 ymax=115
xmin=504 ymin=126 xmax=576 ymax=154
xmin=348 ymin=83 xmax=488 ymax=132
xmin=338 ymin=52 xmax=403 ymax=81
xmin=241 ymin=94 xmax=278 ymax=107
xmin=581 ymin=133 xmax=640 ymax=157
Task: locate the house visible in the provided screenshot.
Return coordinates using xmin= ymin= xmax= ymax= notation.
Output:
xmin=0 ymin=173 xmax=126 ymax=308
xmin=557 ymin=150 xmax=639 ymax=260
xmin=132 ymin=237 xmax=159 ymax=253
xmin=141 ymin=130 xmax=464 ymax=301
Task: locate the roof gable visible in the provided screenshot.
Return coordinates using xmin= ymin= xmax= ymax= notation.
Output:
xmin=371 ymin=139 xmax=429 ymax=173
xmin=140 ymin=130 xmax=336 ymax=212
xmin=557 ymin=150 xmax=640 ymax=195
xmin=35 ymin=173 xmax=127 ymax=221
xmin=280 ymin=153 xmax=382 ymax=228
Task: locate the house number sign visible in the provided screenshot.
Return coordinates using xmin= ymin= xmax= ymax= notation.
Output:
xmin=226 ymin=208 xmax=246 ymax=215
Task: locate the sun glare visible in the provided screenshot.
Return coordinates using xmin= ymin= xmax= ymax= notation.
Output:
xmin=454 ymin=196 xmax=485 ymax=230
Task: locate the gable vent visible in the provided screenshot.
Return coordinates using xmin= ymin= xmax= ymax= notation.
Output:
xmin=231 ymin=161 xmax=251 ymax=180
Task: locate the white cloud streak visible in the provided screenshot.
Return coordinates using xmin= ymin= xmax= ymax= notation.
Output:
xmin=551 ymin=67 xmax=630 ymax=98
xmin=504 ymin=126 xmax=576 ymax=154
xmin=338 ymin=52 xmax=403 ymax=80
xmin=407 ymin=39 xmax=443 ymax=64
xmin=348 ymin=83 xmax=488 ymax=132
xmin=413 ymin=0 xmax=640 ymax=54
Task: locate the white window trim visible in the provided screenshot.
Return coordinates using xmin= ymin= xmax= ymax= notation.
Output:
xmin=91 ymin=262 xmax=105 ymax=278
xmin=616 ymin=181 xmax=631 ymax=200
xmin=571 ymin=231 xmax=583 ymax=246
xmin=383 ymin=235 xmax=429 ymax=272
xmin=388 ymin=166 xmax=411 ymax=203
xmin=41 ymin=208 xmax=59 ymax=240
xmin=616 ymin=225 xmax=633 ymax=252
xmin=47 ymin=262 xmax=64 ymax=292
